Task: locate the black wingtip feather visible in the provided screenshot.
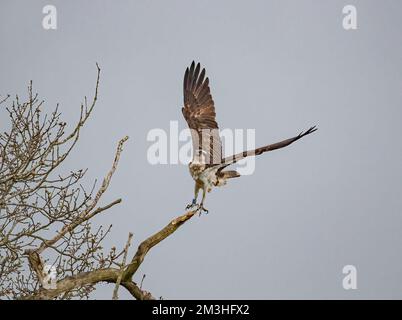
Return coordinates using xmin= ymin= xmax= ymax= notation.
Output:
xmin=298 ymin=125 xmax=318 ymax=138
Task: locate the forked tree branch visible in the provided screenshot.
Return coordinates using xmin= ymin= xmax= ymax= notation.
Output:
xmin=122 ymin=210 xmax=196 ymax=281
xmin=21 ymin=210 xmax=197 ymax=300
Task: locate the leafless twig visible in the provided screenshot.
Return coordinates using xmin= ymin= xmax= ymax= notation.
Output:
xmin=112 ymin=232 xmax=133 ymax=300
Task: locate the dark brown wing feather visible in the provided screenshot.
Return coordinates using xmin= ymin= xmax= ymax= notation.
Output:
xmin=222 ymin=126 xmax=317 ymax=165
xmin=182 ymin=61 xmax=222 ymax=164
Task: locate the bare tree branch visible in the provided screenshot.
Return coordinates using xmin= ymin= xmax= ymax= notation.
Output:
xmin=112 ymin=232 xmax=133 ymax=300
xmin=0 ymin=64 xmax=196 ymax=300
xmin=35 ymin=136 xmax=128 ymax=255
xmin=123 ymin=211 xmax=196 ymax=281
xmin=20 ymin=210 xmax=196 ymax=300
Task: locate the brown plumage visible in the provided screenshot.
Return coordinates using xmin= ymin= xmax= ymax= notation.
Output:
xmin=182 ymin=61 xmax=222 ymax=165
xmin=182 ymin=61 xmax=317 ymax=214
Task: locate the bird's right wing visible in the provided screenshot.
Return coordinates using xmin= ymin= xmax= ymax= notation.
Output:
xmin=182 ymin=61 xmax=222 ymax=165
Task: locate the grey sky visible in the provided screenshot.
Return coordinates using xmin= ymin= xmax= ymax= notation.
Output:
xmin=1 ymin=0 xmax=402 ymax=299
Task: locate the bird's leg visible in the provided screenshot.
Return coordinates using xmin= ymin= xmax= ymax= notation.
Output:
xmin=185 ymin=198 xmax=197 ymax=210
xmin=198 ymin=187 xmax=209 ymax=215
xmin=186 ymin=184 xmax=200 ymax=210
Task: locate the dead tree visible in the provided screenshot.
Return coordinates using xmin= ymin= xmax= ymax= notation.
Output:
xmin=0 ymin=65 xmax=196 ymax=300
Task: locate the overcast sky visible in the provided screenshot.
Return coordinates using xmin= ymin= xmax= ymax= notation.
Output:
xmin=1 ymin=0 xmax=402 ymax=299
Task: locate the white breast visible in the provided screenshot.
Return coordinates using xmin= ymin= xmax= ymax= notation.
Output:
xmin=199 ymin=167 xmax=218 ymax=192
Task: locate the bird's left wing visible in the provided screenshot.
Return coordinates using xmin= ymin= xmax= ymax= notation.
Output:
xmin=222 ymin=126 xmax=317 ymax=165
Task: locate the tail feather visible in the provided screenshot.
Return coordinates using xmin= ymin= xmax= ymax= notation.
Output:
xmin=219 ymin=170 xmax=240 ymax=179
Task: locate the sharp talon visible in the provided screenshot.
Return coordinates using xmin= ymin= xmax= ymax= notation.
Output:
xmin=197 ymin=206 xmax=209 ymax=216
xmin=185 ymin=199 xmax=197 ymax=210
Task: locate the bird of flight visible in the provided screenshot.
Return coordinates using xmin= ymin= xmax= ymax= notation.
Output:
xmin=182 ymin=61 xmax=317 ymax=214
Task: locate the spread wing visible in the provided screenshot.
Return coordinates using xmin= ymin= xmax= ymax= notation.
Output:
xmin=221 ymin=126 xmax=318 ymax=165
xmin=182 ymin=61 xmax=222 ymax=165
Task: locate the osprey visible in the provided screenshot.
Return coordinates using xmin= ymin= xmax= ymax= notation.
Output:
xmin=182 ymin=61 xmax=317 ymax=214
